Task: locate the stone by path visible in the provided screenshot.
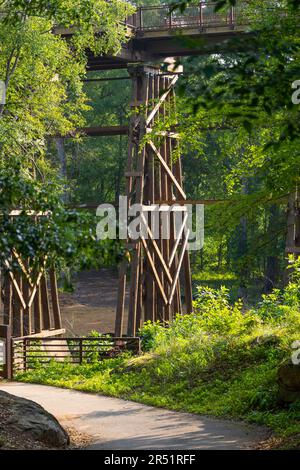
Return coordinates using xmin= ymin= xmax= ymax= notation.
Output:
xmin=0 ymin=382 xmax=269 ymax=450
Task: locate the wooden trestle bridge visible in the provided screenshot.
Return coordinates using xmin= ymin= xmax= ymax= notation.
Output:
xmin=2 ymin=3 xmax=297 ymax=378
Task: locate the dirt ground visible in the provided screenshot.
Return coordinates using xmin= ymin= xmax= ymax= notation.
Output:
xmin=59 ymin=268 xmax=129 ymax=336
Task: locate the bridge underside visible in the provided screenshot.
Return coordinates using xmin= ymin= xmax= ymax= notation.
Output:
xmin=87 ymin=28 xmax=251 ymax=70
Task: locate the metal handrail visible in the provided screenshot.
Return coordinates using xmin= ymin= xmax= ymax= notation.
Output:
xmin=127 ymin=2 xmax=251 ymax=32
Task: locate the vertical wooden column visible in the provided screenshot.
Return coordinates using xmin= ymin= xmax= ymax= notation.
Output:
xmin=13 ymin=273 xmax=23 ymax=337
xmin=154 ymin=74 xmax=165 ymax=323
xmin=50 ymin=269 xmax=62 ymax=329
xmin=40 ymin=274 xmax=51 ymax=330
xmin=33 ymin=282 xmax=42 ymax=333
xmin=144 ymin=74 xmax=155 ymax=324
xmin=126 ymin=66 xmax=148 ymax=337
xmin=3 ymin=276 xmax=12 ymax=326
xmin=114 ymin=69 xmax=140 ymax=337
xmin=0 ymin=324 xmax=12 ymax=380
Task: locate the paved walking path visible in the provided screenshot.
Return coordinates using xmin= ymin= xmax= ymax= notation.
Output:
xmin=0 ymin=382 xmax=269 ymax=450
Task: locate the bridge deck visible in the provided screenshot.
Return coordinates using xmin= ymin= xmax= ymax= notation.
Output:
xmin=55 ymin=3 xmax=251 ymax=70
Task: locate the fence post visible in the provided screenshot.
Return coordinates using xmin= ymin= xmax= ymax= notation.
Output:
xmin=139 ymin=7 xmax=142 ymax=30
xmin=199 ymin=2 xmax=203 ymax=29
xmin=79 ymin=339 xmax=83 ymax=364
xmin=0 ymin=324 xmax=12 ymax=380
xmin=23 ymin=338 xmax=27 ymax=372
xmin=230 ymin=6 xmax=234 ymax=29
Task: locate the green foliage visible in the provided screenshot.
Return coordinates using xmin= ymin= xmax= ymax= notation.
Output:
xmin=17 ymin=277 xmax=300 ymax=444
xmin=0 ymin=0 xmax=132 ymax=270
xmin=0 ymin=158 xmax=123 ymax=273
xmin=139 ymin=321 xmax=163 ymax=352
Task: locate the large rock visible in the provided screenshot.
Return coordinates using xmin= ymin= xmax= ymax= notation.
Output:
xmin=278 ymin=361 xmax=300 ymax=403
xmin=0 ymin=390 xmax=69 ymax=447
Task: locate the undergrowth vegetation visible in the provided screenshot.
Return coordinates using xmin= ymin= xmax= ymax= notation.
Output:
xmin=16 ymin=262 xmax=300 ymax=447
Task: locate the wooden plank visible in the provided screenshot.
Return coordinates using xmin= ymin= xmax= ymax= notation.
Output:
xmin=74 ymin=125 xmax=129 ymax=137
xmin=4 ymin=262 xmax=26 ymax=310
xmin=141 ymin=237 xmax=168 ymax=305
xmin=11 ymin=250 xmax=34 ymax=287
xmin=155 ymin=199 xmax=225 ymax=205
xmin=168 ymin=213 xmax=188 ymax=267
xmin=33 ymin=283 xmax=42 ymax=333
xmin=168 ymin=230 xmax=190 ymax=305
xmin=40 ymin=275 xmax=51 ymax=330
xmin=146 ymin=128 xmax=180 ymax=139
xmin=169 ymin=126 xmax=183 ymax=316
xmin=0 ymin=324 xmax=12 ymax=379
xmin=172 ymin=139 xmax=193 ymax=313
xmin=140 ymin=213 xmax=172 ymax=283
xmin=116 ymin=69 xmax=138 ymax=335
xmin=127 ymin=242 xmax=141 ymax=336
xmin=146 ymin=75 xmax=178 ymax=125
xmin=49 ymin=269 xmax=62 ymax=329
xmin=28 ymin=268 xmax=44 ymax=308
xmin=3 ymin=276 xmax=12 ymax=326
xmin=125 ymin=171 xmax=143 ymax=177
xmin=148 ymin=140 xmax=186 ymax=200
xmin=22 ymin=278 xmax=31 ymax=336
xmin=154 ymin=73 xmax=165 ymax=323
xmin=285 ymin=246 xmax=300 ymax=253
xmin=144 ymin=101 xmax=156 ymax=322
xmin=127 ymin=67 xmax=149 ymax=335
xmin=14 ymin=328 xmax=65 ymax=340
xmin=135 ymin=255 xmax=143 ymax=333
xmin=183 ymin=248 xmax=193 ymax=314
xmin=115 ymin=261 xmax=127 ymax=337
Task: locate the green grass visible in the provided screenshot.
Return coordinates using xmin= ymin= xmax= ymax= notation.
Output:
xmin=16 ymin=284 xmax=300 ymax=449
xmin=192 ymin=270 xmax=262 ymax=304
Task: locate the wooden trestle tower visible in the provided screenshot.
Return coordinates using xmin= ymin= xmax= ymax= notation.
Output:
xmin=115 ymin=64 xmax=193 ymax=337
xmin=1 ymin=3 xmax=252 ymax=348
xmin=0 ymin=217 xmax=63 ymax=340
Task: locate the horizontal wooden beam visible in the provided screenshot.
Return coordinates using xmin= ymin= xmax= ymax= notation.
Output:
xmin=69 ymin=125 xmax=129 ymax=137
xmin=58 ymin=125 xmax=235 ymax=140
xmin=155 ymin=199 xmax=226 ymax=205
xmin=83 ymin=76 xmax=130 ymax=82
xmin=69 ymin=199 xmax=226 ymax=209
xmin=13 ymin=329 xmax=66 ymax=340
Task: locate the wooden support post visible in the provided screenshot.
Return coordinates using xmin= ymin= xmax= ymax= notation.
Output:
xmin=0 ymin=324 xmax=12 ymax=380
xmin=115 ymin=261 xmax=127 ymax=336
xmin=230 ymin=6 xmax=234 ymax=29
xmin=3 ymin=276 xmax=12 ymax=326
xmin=199 ymin=2 xmax=204 ymax=29
xmin=40 ymin=274 xmax=51 ymax=330
xmin=23 ymin=278 xmax=31 ymax=336
xmin=33 ymin=282 xmax=42 ymax=333
xmin=127 ymin=242 xmax=141 ymax=336
xmin=12 ymin=273 xmax=23 ymax=338
xmin=49 ymin=269 xmax=62 ymax=330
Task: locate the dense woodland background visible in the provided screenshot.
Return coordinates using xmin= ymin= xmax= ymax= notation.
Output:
xmin=1 ymin=0 xmax=300 ymax=448
xmin=0 ymin=0 xmax=299 ymax=300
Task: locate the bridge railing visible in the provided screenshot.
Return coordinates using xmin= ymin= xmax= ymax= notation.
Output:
xmin=126 ymin=3 xmax=250 ymax=31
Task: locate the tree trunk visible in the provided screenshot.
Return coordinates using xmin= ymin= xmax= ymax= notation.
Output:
xmin=237 ymin=178 xmax=248 ymax=300
xmin=264 ymin=204 xmax=280 ymax=293
xmin=55 ymin=137 xmax=68 ymax=203
xmin=284 ymin=189 xmax=300 ymax=284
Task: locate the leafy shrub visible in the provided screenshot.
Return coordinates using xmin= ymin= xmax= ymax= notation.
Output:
xmin=139 ymin=321 xmax=163 ymax=351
